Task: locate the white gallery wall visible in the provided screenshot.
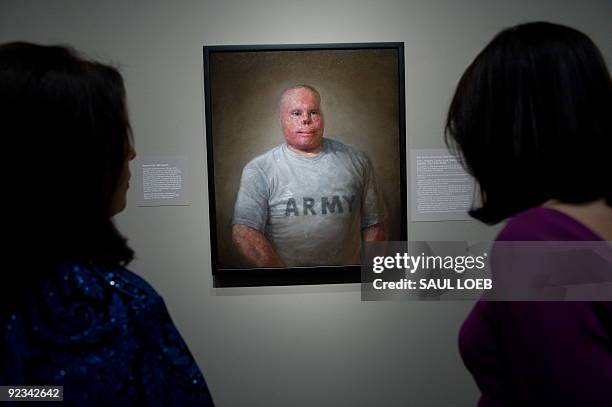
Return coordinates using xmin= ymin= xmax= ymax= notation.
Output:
xmin=2 ymin=1 xmax=611 ymax=406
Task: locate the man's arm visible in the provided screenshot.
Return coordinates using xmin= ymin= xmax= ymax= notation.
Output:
xmin=232 ymin=224 xmax=285 ymax=267
xmin=363 ymin=221 xmax=388 ymax=241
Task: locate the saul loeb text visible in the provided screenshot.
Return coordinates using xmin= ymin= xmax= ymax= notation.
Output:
xmin=369 ymin=252 xmax=492 ymax=292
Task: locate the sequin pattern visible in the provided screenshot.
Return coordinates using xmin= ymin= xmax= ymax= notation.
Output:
xmin=1 ymin=263 xmax=214 ymax=406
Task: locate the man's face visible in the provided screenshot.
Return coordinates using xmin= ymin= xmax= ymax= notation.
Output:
xmin=280 ymin=88 xmax=324 ymax=153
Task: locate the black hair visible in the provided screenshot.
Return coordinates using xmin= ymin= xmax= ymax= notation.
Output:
xmin=1 ymin=42 xmax=134 ymax=290
xmin=445 ymin=22 xmax=612 ymax=224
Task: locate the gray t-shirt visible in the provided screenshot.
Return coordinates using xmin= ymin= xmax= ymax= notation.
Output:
xmin=233 ymin=138 xmax=385 ymax=266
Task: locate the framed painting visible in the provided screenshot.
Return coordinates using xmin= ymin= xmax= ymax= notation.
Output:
xmin=203 ymin=42 xmax=406 ymax=287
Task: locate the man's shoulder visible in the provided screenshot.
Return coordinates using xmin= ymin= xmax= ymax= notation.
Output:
xmin=324 ymin=138 xmax=370 ymax=165
xmin=243 ymin=144 xmax=284 ymax=173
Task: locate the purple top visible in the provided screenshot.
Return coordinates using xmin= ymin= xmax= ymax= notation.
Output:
xmin=459 ymin=207 xmax=612 ymax=406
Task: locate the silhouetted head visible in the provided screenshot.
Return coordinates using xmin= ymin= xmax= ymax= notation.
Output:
xmin=0 ymin=42 xmax=135 ymax=269
xmin=445 ymin=22 xmax=612 ymax=224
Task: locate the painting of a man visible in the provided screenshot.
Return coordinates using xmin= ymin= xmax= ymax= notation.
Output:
xmin=232 ymin=84 xmax=387 ymax=267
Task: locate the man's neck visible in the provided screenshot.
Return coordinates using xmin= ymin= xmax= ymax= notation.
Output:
xmin=286 ymin=144 xmax=322 ymax=157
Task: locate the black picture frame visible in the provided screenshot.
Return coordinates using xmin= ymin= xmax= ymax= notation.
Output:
xmin=203 ymin=42 xmax=407 ymax=287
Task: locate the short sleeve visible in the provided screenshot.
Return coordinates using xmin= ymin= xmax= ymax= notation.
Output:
xmin=232 ymin=163 xmax=269 ymax=232
xmin=361 ymin=156 xmax=386 ymax=229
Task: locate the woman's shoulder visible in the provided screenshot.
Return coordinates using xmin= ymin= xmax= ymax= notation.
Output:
xmin=12 ymin=261 xmax=165 ymax=346
xmin=3 ymin=262 xmax=213 ymax=405
xmin=35 ymin=261 xmax=164 ymax=316
xmin=497 ymin=207 xmax=603 ymax=241
xmin=63 ymin=261 xmax=160 ymax=301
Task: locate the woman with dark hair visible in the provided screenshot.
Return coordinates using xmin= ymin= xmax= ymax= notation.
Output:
xmin=446 ymin=23 xmax=612 ymax=406
xmin=0 ymin=43 xmax=214 ymax=406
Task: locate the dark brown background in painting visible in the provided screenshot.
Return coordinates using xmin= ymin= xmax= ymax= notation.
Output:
xmin=209 ymin=48 xmax=402 ymax=267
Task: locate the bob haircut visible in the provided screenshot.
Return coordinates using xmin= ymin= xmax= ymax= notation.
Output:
xmin=445 ymin=22 xmax=612 ymax=224
xmin=1 ymin=42 xmax=134 ymax=277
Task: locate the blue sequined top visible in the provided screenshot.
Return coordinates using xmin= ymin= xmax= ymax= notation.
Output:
xmin=1 ymin=262 xmax=214 ymax=406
